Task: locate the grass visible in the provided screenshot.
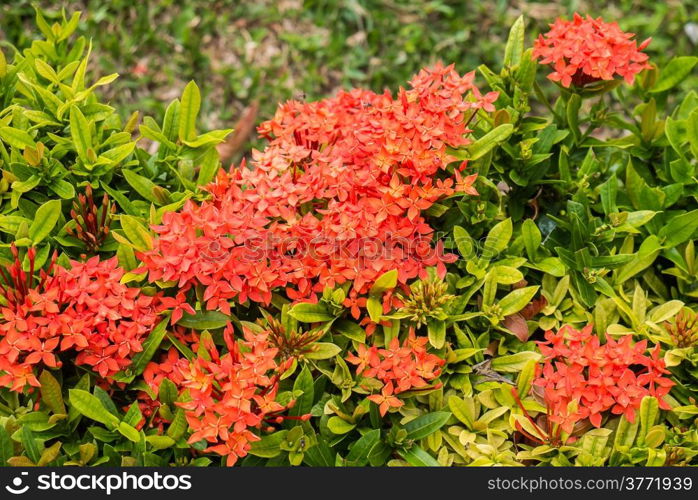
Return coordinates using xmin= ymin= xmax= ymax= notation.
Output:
xmin=1 ymin=0 xmax=696 ymax=142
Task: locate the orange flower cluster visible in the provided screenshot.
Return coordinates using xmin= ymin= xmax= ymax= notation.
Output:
xmin=138 ymin=64 xmax=495 ymax=313
xmin=346 ymin=332 xmax=445 ymax=415
xmin=0 ymin=249 xmax=164 ymax=391
xmin=534 ymin=325 xmax=674 ymax=432
xmin=533 ymin=13 xmax=651 ymax=87
xmin=143 ymin=325 xmax=296 ymax=466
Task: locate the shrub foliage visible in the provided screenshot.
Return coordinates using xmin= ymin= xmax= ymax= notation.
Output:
xmin=0 ymin=9 xmax=696 ymax=467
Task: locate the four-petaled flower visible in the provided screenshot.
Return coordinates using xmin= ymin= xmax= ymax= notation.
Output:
xmin=367 ymin=382 xmax=404 ymax=416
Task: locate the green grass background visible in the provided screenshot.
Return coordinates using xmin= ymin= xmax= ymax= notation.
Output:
xmin=1 ymin=1 xmax=696 ymax=136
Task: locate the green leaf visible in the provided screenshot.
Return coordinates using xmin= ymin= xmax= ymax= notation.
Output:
xmin=659 ymin=210 xmax=698 ymax=248
xmin=35 ymin=8 xmax=55 ymax=41
xmin=177 ymin=310 xmax=229 ymax=330
xmin=123 ymin=402 xmax=143 ymax=427
xmin=290 ymin=366 xmax=314 ymax=417
xmin=127 ymin=319 xmax=169 ymax=378
xmin=327 ymin=416 xmax=356 ymax=435
xmin=366 ymin=296 xmax=383 ymax=323
xmin=637 ymin=396 xmax=658 ymax=446
xmin=179 ymin=81 xmax=201 ymax=141
xmin=615 ymin=236 xmax=661 ymax=284
xmin=21 ymin=426 xmax=41 ymax=464
xmin=303 ymin=437 xmax=336 ymax=466
xmin=600 ymin=175 xmax=618 ymax=215
xmin=158 ymin=378 xmax=179 ymax=405
xmin=334 ymin=319 xmax=366 ymax=343
xmin=453 ymin=225 xmax=475 ymax=259
xmin=491 ymin=351 xmax=541 ymax=373
xmin=404 ymin=411 xmax=451 ymax=440
xmin=521 ymin=219 xmax=541 ymax=261
xmin=183 ymin=129 xmax=233 ymax=148
xmin=581 ymin=428 xmax=612 ymax=456
xmin=167 ymin=409 xmax=187 ymax=440
xmin=39 ymin=370 xmax=66 ymax=415
xmin=101 ymin=182 xmax=138 ymax=216
xmin=649 ymin=300 xmax=684 ymax=323
xmin=427 ymin=319 xmax=446 ymax=349
xmin=12 ymin=175 xmax=41 ymax=194
xmin=498 ymin=285 xmax=539 ymax=316
xmin=493 ymin=265 xmax=524 ymax=285
xmin=448 ymin=396 xmax=474 ymax=430
xmin=0 ymin=126 xmax=37 ymax=150
xmin=613 ymin=414 xmax=639 ymax=451
xmin=146 ymin=435 xmax=175 ymax=450
xmin=0 ymin=426 xmax=12 ymax=466
xmin=196 ymin=146 xmax=221 ymax=186
xmin=35 ymin=58 xmax=58 ymax=83
xmin=58 ymin=11 xmax=81 ymax=41
xmin=463 ymin=124 xmax=514 ymax=161
xmin=288 ymin=302 xmax=334 ymax=323
xmin=29 ymin=199 xmax=62 ymax=244
xmin=566 ymin=93 xmax=582 ymax=143
xmin=483 ymin=218 xmax=512 ymax=259
xmin=69 ymin=389 xmax=120 ymax=429
xmin=48 ymin=179 xmax=76 ymax=199
xmin=591 ymin=254 xmax=634 ymax=268
xmin=122 ymin=169 xmax=167 ymax=205
xmin=161 ymin=99 xmax=181 ymax=144
xmin=249 ymin=431 xmax=288 ymax=458
xmin=651 ymin=56 xmax=698 ymax=93
xmin=345 ymin=429 xmax=380 ymax=466
xmin=305 ymin=342 xmax=342 ymax=360
xmin=101 ymin=142 xmax=136 ymax=165
xmin=398 ymin=444 xmax=440 ymax=466
xmin=118 ymin=422 xmax=141 ymax=443
xmin=503 ymin=15 xmax=525 ymax=67
xmin=118 ymin=215 xmax=153 ymax=251
xmin=516 ymin=359 xmax=537 ymax=397
xmin=369 ymin=269 xmax=398 ymax=296
xmin=70 ymin=105 xmax=92 ymax=161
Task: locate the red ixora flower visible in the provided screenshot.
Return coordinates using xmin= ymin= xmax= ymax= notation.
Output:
xmin=533 ymin=324 xmax=674 ymax=433
xmin=347 ymin=330 xmax=445 ymax=415
xmin=138 ymin=63 xmax=496 ymax=317
xmin=0 ymin=247 xmax=166 ymax=391
xmin=532 ymin=13 xmax=651 ymax=87
xmin=141 ymin=324 xmax=303 ymax=466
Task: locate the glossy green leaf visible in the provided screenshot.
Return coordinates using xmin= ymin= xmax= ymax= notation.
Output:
xmin=398 ymin=445 xmax=440 ymax=466
xmin=119 ymin=214 xmax=153 ymax=251
xmin=177 ymin=310 xmax=229 ymax=330
xmin=0 ymin=126 xmax=36 ymax=150
xmin=503 ymin=15 xmax=525 ymax=67
xmin=403 ymin=411 xmax=451 ymax=440
xmin=288 ymin=302 xmax=334 ymax=323
xmin=345 ymin=429 xmax=380 ymax=466
xmin=28 ymin=199 xmax=61 ymax=244
xmin=39 ymin=370 xmax=66 ymax=415
xmin=498 ymin=285 xmax=539 ymax=316
xmin=651 ymin=56 xmax=698 ymax=93
xmin=491 ymin=351 xmax=541 ymax=373
xmin=70 ymin=105 xmax=92 ymax=161
xmin=179 ymin=80 xmax=201 ymax=141
xmin=69 ymin=389 xmax=120 ymax=429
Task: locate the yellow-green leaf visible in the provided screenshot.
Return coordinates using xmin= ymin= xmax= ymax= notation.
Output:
xmin=178 ymin=80 xmax=201 ymax=141
xmin=29 ymin=199 xmax=62 ymax=244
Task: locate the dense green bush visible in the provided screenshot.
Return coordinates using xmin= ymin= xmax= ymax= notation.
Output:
xmin=0 ymin=8 xmax=696 ymax=467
